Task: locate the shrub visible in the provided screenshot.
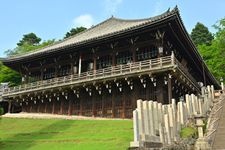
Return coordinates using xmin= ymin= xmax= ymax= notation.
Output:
xmin=180 ymin=126 xmax=197 ymax=139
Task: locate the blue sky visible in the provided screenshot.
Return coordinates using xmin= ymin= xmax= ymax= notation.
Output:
xmin=0 ymin=0 xmax=225 ymax=57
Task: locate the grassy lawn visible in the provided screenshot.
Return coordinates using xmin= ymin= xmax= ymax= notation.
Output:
xmin=0 ymin=118 xmax=133 ymax=150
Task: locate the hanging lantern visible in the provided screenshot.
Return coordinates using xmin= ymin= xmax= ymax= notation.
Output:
xmin=20 ymin=103 xmax=22 ymax=106
xmin=49 ymin=98 xmax=51 ymax=102
xmin=119 ymin=87 xmax=122 ymax=92
xmin=34 ymin=101 xmax=36 ymax=104
xmin=57 ymin=97 xmax=60 ymax=101
xmin=41 ymin=100 xmax=44 ymax=103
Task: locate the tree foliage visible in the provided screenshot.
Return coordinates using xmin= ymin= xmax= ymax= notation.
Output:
xmin=5 ymin=39 xmax=55 ymax=56
xmin=0 ymin=62 xmax=21 ymax=86
xmin=2 ymin=34 xmax=55 ymax=86
xmin=64 ymin=27 xmax=86 ymax=39
xmin=197 ymin=18 xmax=225 ymax=80
xmin=17 ymin=33 xmax=41 ymax=46
xmin=191 ymin=22 xmax=214 ymax=46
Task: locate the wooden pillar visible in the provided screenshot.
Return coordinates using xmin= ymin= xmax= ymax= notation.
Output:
xmin=131 ymin=79 xmax=137 ymax=110
xmin=79 ymin=91 xmax=83 ymax=116
xmin=44 ymin=99 xmax=47 ymax=113
xmin=122 ymin=86 xmax=126 ymax=119
xmin=112 ymin=88 xmax=115 ymax=118
xmin=92 ymin=92 xmax=96 ymax=117
xmin=102 ymin=90 xmax=105 ymax=117
xmin=112 ymin=52 xmax=116 ymax=66
xmin=70 ymin=63 xmax=74 ymax=75
xmin=68 ymin=94 xmax=73 ymax=116
xmin=93 ymin=54 xmax=97 ymax=72
xmin=156 ymin=75 xmax=164 ymax=104
xmin=37 ymin=100 xmax=40 ymax=113
xmin=168 ymin=74 xmax=172 ymax=104
xmin=78 ymin=54 xmax=82 ymax=75
xmin=52 ymin=98 xmax=55 ymax=114
xmin=132 ymin=46 xmax=137 ymax=62
xmin=8 ymin=100 xmax=11 ymax=113
xmin=60 ymin=96 xmax=64 ymax=115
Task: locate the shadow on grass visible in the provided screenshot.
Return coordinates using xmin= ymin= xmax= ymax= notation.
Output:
xmin=0 ymin=118 xmax=75 ymax=150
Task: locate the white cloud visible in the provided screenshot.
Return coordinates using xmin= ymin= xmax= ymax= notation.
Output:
xmin=104 ymin=0 xmax=123 ymax=15
xmin=73 ymin=14 xmax=94 ymax=28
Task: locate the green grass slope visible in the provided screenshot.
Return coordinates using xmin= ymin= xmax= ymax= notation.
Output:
xmin=0 ymin=118 xmax=133 ymax=150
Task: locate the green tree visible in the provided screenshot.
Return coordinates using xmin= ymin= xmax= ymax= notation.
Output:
xmin=198 ymin=18 xmax=225 ymax=80
xmin=191 ymin=22 xmax=214 ymax=46
xmin=0 ymin=61 xmax=21 ymax=86
xmin=64 ymin=27 xmax=86 ymax=39
xmin=5 ymin=39 xmax=55 ymax=56
xmin=17 ymin=33 xmax=41 ymax=46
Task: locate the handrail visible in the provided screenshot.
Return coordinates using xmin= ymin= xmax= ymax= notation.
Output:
xmin=2 ymin=55 xmax=197 ymax=96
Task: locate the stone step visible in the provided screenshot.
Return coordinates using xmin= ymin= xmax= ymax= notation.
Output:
xmin=212 ymin=95 xmax=225 ymax=149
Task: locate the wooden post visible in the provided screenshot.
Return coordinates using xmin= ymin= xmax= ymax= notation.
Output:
xmin=44 ymin=99 xmax=47 ymax=113
xmin=52 ymin=98 xmax=55 ymax=114
xmin=8 ymin=100 xmax=11 ymax=113
xmin=132 ymin=46 xmax=136 ymax=62
xmin=102 ymin=91 xmax=105 ymax=117
xmin=78 ymin=54 xmax=82 ymax=76
xmin=37 ymin=100 xmax=40 ymax=113
xmin=93 ymin=54 xmax=97 ymax=73
xmin=60 ymin=97 xmax=63 ymax=115
xmin=112 ymin=51 xmax=116 ymax=66
xmin=122 ymin=87 xmax=126 ymax=118
xmin=168 ymin=74 xmax=172 ymax=104
xmin=112 ymin=89 xmax=115 ymax=118
xmin=79 ymin=91 xmax=83 ymax=116
xmin=68 ymin=94 xmax=72 ymax=116
xmin=92 ymin=92 xmax=96 ymax=117
xmin=156 ymin=75 xmax=164 ymax=104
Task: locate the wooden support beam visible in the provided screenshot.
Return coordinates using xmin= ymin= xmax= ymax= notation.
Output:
xmin=92 ymin=93 xmax=96 ymax=117
xmin=44 ymin=100 xmax=47 ymax=113
xmin=8 ymin=100 xmax=11 ymax=113
xmin=132 ymin=46 xmax=137 ymax=62
xmin=59 ymin=96 xmax=64 ymax=115
xmin=156 ymin=75 xmax=164 ymax=104
xmin=52 ymin=98 xmax=55 ymax=114
xmin=122 ymin=89 xmax=126 ymax=119
xmin=68 ymin=94 xmax=73 ymax=116
xmin=78 ymin=54 xmax=82 ymax=75
xmin=37 ymin=100 xmax=40 ymax=113
xmin=79 ymin=92 xmax=83 ymax=116
xmin=112 ymin=90 xmax=115 ymax=118
xmin=168 ymin=74 xmax=172 ymax=104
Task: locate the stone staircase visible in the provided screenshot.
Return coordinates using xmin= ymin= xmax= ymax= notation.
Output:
xmin=212 ymin=94 xmax=225 ymax=150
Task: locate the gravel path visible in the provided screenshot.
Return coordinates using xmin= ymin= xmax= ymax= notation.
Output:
xmin=2 ymin=112 xmax=129 ymax=120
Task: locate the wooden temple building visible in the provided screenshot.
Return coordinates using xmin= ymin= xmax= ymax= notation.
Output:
xmin=1 ymin=7 xmax=220 ymax=118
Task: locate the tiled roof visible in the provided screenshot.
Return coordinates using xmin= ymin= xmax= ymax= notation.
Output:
xmin=4 ymin=7 xmax=179 ymax=61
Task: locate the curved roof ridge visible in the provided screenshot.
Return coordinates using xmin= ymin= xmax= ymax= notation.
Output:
xmin=112 ymin=8 xmax=173 ymax=22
